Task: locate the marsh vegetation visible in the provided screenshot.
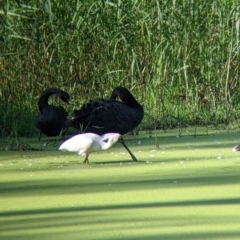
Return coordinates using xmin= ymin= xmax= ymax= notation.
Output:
xmin=0 ymin=0 xmax=239 ymax=137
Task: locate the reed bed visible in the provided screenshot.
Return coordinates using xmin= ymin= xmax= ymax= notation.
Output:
xmin=0 ymin=0 xmax=239 ymax=137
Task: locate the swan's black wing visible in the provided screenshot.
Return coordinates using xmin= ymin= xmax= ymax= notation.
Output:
xmin=67 ymin=99 xmax=143 ymax=135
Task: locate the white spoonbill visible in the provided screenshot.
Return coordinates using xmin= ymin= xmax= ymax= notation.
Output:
xmin=232 ymin=145 xmax=240 ymax=152
xmin=59 ymin=133 xmax=121 ymax=163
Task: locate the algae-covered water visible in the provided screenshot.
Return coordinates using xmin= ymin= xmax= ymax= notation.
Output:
xmin=1 ymin=127 xmax=240 ymax=240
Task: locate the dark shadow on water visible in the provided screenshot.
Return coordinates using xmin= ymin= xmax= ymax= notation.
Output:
xmin=1 ymin=173 xmax=240 ymax=196
xmin=1 ymin=197 xmax=240 ymax=217
xmin=103 ymin=231 xmax=240 ymax=240
xmin=96 ymin=160 xmax=139 ymax=165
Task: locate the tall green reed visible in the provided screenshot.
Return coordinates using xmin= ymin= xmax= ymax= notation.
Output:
xmin=0 ymin=0 xmax=239 ymax=137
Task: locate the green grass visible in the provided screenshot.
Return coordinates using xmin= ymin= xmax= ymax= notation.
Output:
xmin=1 ymin=127 xmax=240 ymax=240
xmin=1 ymin=0 xmax=240 ymax=136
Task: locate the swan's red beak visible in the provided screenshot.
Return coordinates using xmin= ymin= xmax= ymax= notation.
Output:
xmin=65 ymin=100 xmax=70 ymax=106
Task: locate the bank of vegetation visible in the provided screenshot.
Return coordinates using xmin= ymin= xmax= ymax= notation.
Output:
xmin=0 ymin=0 xmax=239 ymax=137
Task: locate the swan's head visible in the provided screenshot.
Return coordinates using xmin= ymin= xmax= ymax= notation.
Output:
xmin=58 ymin=91 xmax=70 ymax=106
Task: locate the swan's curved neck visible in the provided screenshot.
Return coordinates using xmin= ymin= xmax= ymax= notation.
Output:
xmin=110 ymin=87 xmax=140 ymax=108
xmin=38 ymin=88 xmax=59 ymax=108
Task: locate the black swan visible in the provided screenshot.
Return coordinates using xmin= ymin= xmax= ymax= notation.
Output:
xmin=35 ymin=88 xmax=70 ymax=140
xmin=66 ymin=86 xmax=144 ymax=161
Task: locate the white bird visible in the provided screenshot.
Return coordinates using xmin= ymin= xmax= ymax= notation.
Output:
xmin=232 ymin=145 xmax=240 ymax=152
xmin=59 ymin=133 xmax=121 ymax=163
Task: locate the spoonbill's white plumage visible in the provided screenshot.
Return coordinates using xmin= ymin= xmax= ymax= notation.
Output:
xmin=232 ymin=145 xmax=240 ymax=152
xmin=59 ymin=133 xmax=121 ymax=163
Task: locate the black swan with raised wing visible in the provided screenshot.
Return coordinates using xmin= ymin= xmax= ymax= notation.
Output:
xmin=35 ymin=88 xmax=70 ymax=140
xmin=66 ymin=86 xmax=144 ymax=161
